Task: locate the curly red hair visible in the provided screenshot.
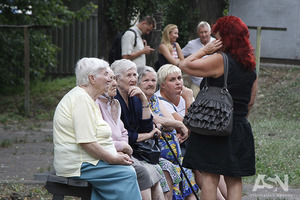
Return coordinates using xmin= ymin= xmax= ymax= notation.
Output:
xmin=212 ymin=16 xmax=256 ymax=71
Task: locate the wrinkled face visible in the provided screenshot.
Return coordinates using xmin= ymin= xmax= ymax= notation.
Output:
xmin=116 ymin=68 xmax=137 ymax=92
xmin=139 ymin=71 xmax=157 ymax=98
xmin=92 ymin=68 xmax=111 ymax=95
xmin=169 ymin=28 xmax=179 ymax=43
xmin=198 ymin=25 xmax=211 ymax=45
xmin=161 ymin=71 xmax=183 ymax=95
xmin=107 ymin=69 xmax=118 ymax=97
xmin=141 ymin=23 xmax=154 ymax=35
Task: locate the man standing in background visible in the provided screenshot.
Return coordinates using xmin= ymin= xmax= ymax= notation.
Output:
xmin=182 ymin=21 xmax=215 ymax=98
xmin=122 ymin=16 xmax=156 ymax=68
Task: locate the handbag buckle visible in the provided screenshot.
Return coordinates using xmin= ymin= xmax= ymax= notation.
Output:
xmin=221 ymin=88 xmax=229 ymax=95
xmin=203 ymin=86 xmax=209 ymax=93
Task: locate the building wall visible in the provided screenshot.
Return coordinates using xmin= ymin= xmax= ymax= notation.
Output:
xmin=229 ymin=0 xmax=300 ymax=61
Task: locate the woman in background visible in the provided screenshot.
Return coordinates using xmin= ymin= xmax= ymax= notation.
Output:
xmin=155 ymin=24 xmax=184 ymax=71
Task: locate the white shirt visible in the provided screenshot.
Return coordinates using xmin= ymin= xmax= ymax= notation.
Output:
xmin=155 ymin=90 xmax=186 ymax=117
xmin=121 ymin=25 xmax=145 ymax=68
xmin=53 ymin=86 xmax=117 ymax=177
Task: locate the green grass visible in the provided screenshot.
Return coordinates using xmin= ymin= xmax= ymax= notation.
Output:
xmin=245 ymin=66 xmax=300 ymax=187
xmin=0 ymin=76 xmax=76 ymax=124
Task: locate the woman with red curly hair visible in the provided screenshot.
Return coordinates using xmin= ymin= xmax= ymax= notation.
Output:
xmin=179 ymin=16 xmax=258 ymax=200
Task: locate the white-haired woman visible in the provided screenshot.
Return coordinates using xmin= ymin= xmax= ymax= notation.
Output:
xmin=96 ymin=68 xmax=163 ymax=200
xmin=53 ymin=58 xmax=141 ymax=199
xmin=111 ymin=59 xmax=165 ymax=200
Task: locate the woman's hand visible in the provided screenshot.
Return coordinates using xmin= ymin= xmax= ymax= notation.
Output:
xmin=128 ymin=86 xmax=148 ymax=103
xmin=122 ymin=141 xmax=133 ymax=156
xmin=204 ymin=39 xmax=223 ymax=55
xmin=176 ymin=131 xmax=188 ymax=144
xmin=149 ymin=127 xmax=161 ymax=139
xmin=136 ymin=128 xmax=162 ymax=142
xmin=181 ymin=86 xmax=194 ymax=111
xmin=110 ymin=153 xmax=134 ymax=165
xmin=80 ymin=142 xmax=133 ymax=165
xmin=176 ymin=123 xmax=189 ymax=141
xmin=181 ymin=86 xmax=193 ymax=100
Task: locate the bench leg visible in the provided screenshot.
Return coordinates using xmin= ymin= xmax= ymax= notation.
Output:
xmin=82 ymin=196 xmax=91 ymax=200
xmin=52 ymin=194 xmax=64 ymax=200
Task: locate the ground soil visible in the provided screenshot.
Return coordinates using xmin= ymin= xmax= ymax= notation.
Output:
xmin=0 ymin=121 xmax=54 ymax=183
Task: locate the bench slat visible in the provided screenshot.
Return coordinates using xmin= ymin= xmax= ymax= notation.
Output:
xmin=48 ymin=174 xmax=68 ymax=184
xmin=68 ymin=179 xmax=90 ymax=187
xmin=34 ymin=172 xmax=92 ymax=199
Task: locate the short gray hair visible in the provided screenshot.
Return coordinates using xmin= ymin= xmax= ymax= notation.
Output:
xmin=137 ymin=66 xmax=156 ymax=85
xmin=197 ymin=21 xmax=211 ymax=33
xmin=157 ymin=64 xmax=182 ymax=86
xmin=111 ymin=59 xmax=137 ymax=78
xmin=75 ymin=57 xmax=109 ymax=86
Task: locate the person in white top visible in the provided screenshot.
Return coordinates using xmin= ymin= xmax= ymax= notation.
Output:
xmin=155 ymin=64 xmax=193 ymax=122
xmin=53 ymin=57 xmax=141 ymax=200
xmin=182 ymin=21 xmax=216 ymax=98
xmin=121 ymin=16 xmax=156 ymax=68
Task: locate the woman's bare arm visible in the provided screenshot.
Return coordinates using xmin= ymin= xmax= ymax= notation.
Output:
xmin=158 ymin=43 xmax=181 ymax=65
xmin=179 ymin=40 xmax=224 ymax=78
xmin=80 ymin=142 xmax=133 ymax=165
xmin=247 ymin=77 xmax=258 ymax=117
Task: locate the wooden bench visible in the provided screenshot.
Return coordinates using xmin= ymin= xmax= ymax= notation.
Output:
xmin=34 ymin=171 xmax=92 ymax=200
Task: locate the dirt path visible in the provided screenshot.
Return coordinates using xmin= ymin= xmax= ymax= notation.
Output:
xmin=0 ymin=121 xmax=54 ymax=182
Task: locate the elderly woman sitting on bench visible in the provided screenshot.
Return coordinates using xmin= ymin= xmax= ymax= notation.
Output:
xmin=52 ymin=58 xmax=141 ymax=199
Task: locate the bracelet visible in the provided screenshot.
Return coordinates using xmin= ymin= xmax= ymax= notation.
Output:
xmin=142 ymin=103 xmax=150 ymax=108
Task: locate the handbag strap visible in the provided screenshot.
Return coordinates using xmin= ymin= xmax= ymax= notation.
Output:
xmin=158 ymin=96 xmax=178 ymax=112
xmin=204 ymin=52 xmax=229 ymax=89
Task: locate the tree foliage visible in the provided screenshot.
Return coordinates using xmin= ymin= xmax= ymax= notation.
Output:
xmin=0 ymin=0 xmax=96 ymax=95
xmin=106 ymin=0 xmax=160 ymax=32
xmin=104 ymin=0 xmax=226 ymax=55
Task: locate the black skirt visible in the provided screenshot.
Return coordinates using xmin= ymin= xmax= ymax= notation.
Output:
xmin=182 ymin=117 xmax=255 ymax=177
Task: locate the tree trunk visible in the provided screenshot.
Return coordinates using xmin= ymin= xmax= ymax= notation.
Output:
xmin=145 ymin=12 xmax=163 ymax=67
xmin=98 ymin=0 xmax=114 ymax=60
xmin=188 ymin=0 xmax=225 ymax=39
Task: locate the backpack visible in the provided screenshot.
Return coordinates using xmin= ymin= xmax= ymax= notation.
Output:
xmin=108 ymin=29 xmax=137 ymax=64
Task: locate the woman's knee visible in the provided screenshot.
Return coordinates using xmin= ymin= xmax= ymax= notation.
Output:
xmin=124 ymin=165 xmax=138 ymax=179
xmin=202 ymin=172 xmax=220 ymax=186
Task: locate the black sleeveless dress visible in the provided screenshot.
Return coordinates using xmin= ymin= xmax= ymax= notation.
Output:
xmin=182 ymin=53 xmax=257 ymax=177
xmin=154 ymin=42 xmax=177 ymax=71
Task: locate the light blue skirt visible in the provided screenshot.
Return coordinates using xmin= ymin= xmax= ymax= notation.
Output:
xmin=72 ymin=160 xmax=142 ymax=200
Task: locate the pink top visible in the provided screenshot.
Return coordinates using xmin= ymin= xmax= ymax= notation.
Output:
xmin=96 ymin=96 xmax=129 ymax=152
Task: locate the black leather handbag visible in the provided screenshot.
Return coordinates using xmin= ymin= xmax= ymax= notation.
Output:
xmin=183 ymin=52 xmax=233 ymax=136
xmin=132 ymin=136 xmax=161 ymax=164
